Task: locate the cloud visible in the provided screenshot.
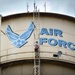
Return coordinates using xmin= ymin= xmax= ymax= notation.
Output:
xmin=0 ymin=0 xmax=75 ymax=17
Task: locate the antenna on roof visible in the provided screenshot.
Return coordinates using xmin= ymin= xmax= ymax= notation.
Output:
xmin=44 ymin=2 xmax=46 ymax=12
xmin=34 ymin=1 xmax=38 ymax=12
xmin=34 ymin=1 xmax=36 ymax=12
xmin=35 ymin=6 xmax=37 ymax=12
xmin=27 ymin=3 xmax=29 ymax=12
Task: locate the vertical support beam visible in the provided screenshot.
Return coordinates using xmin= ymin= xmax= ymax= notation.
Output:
xmin=33 ymin=9 xmax=40 ymax=75
xmin=27 ymin=3 xmax=29 ymax=12
xmin=34 ymin=45 xmax=40 ymax=75
xmin=44 ymin=2 xmax=46 ymax=12
xmin=0 ymin=15 xmax=2 ymax=75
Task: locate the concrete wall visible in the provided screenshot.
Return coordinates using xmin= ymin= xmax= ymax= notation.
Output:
xmin=1 ymin=16 xmax=34 ymax=63
xmin=2 ymin=62 xmax=34 ymax=75
xmin=1 ymin=14 xmax=75 ymax=64
xmin=1 ymin=61 xmax=75 ymax=75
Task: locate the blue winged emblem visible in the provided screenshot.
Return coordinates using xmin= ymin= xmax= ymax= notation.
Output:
xmin=5 ymin=22 xmax=35 ymax=48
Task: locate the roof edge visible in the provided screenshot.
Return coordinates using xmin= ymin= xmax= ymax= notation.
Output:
xmin=2 ymin=12 xmax=75 ymax=22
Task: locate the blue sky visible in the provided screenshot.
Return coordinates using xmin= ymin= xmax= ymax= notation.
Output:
xmin=0 ymin=0 xmax=75 ymax=17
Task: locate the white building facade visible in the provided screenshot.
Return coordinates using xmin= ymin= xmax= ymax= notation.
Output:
xmin=0 ymin=12 xmax=75 ymax=75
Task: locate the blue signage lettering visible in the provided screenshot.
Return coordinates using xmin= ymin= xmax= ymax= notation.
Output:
xmin=39 ymin=38 xmax=75 ymax=50
xmin=5 ymin=22 xmax=75 ymax=50
xmin=49 ymin=28 xmax=53 ymax=35
xmin=58 ymin=40 xmax=67 ymax=48
xmin=40 ymin=28 xmax=49 ymax=35
xmin=54 ymin=29 xmax=63 ymax=37
xmin=67 ymin=42 xmax=75 ymax=50
xmin=48 ymin=38 xmax=58 ymax=46
xmin=39 ymin=28 xmax=75 ymax=50
xmin=40 ymin=38 xmax=47 ymax=45
xmin=40 ymin=28 xmax=63 ymax=37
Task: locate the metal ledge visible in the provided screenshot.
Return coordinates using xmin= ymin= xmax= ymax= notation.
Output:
xmin=0 ymin=51 xmax=75 ymax=65
xmin=2 ymin=12 xmax=75 ymax=22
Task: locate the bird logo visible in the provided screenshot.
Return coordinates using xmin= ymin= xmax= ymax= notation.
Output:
xmin=5 ymin=22 xmax=35 ymax=48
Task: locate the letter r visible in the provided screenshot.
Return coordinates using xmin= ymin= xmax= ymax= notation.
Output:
xmin=54 ymin=29 xmax=63 ymax=37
